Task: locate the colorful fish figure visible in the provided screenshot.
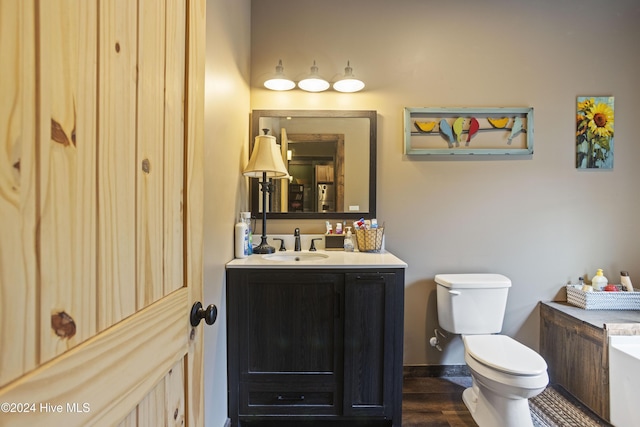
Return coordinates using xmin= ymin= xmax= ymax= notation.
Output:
xmin=438 ymin=119 xmax=454 ymax=147
xmin=452 ymin=117 xmax=465 ymax=145
xmin=414 ymin=121 xmax=436 ymax=133
xmin=508 ymin=117 xmax=523 ymax=144
xmin=466 ymin=117 xmax=480 ymax=145
xmin=487 ymin=117 xmax=510 ymax=128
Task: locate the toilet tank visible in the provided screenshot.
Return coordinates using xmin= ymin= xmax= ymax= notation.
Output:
xmin=435 ymin=273 xmax=511 ymax=334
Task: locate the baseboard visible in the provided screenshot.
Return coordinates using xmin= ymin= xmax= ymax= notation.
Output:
xmin=403 ymin=364 xmax=470 ymax=378
xmin=223 ymin=418 xmax=231 ymax=427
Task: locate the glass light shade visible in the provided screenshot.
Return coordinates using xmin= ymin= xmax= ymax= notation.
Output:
xmin=264 ymin=77 xmax=296 ymax=91
xmin=297 ymin=61 xmax=330 ymax=92
xmin=243 ymin=135 xmax=289 ymax=179
xmin=333 ymin=78 xmax=365 ymax=93
xmin=333 ymin=61 xmax=365 ymax=93
xmin=264 ymin=60 xmax=295 ymax=91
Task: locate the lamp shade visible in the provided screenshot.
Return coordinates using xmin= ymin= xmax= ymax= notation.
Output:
xmin=333 ymin=61 xmax=365 ymax=93
xmin=297 ymin=60 xmax=330 ymax=92
xmin=264 ymin=60 xmax=295 ymax=91
xmin=243 ymin=135 xmax=289 ymax=178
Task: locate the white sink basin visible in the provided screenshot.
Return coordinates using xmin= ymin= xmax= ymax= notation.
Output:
xmin=262 ymin=252 xmax=329 ymax=262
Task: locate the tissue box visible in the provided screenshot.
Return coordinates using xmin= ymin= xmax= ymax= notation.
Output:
xmin=324 ymin=234 xmax=345 ymax=250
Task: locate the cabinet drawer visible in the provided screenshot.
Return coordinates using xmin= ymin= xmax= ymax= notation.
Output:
xmin=249 ymin=391 xmax=334 ymax=406
xmin=240 ymin=384 xmax=339 ymax=415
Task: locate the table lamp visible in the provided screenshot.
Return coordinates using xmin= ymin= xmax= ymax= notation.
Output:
xmin=243 ymin=133 xmax=289 ymax=254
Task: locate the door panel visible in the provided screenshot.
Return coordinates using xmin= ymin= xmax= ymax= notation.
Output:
xmin=0 ymin=289 xmax=188 ymax=425
xmin=38 ymin=0 xmax=99 ymax=362
xmin=0 ymin=0 xmax=38 ymax=385
xmin=163 ymin=0 xmax=186 ymax=297
xmin=0 ymin=0 xmax=205 ymax=426
xmin=344 ymin=272 xmax=397 ymax=418
xmin=246 ymin=279 xmax=339 ymax=373
xmin=137 ymin=0 xmax=167 ymax=308
xmin=97 ymin=0 xmax=138 ymax=329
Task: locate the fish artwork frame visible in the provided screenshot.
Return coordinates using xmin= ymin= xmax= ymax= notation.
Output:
xmin=403 ymin=107 xmax=533 ymax=155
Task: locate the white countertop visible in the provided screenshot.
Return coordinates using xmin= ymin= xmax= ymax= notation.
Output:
xmin=226 ymin=250 xmax=407 ymax=269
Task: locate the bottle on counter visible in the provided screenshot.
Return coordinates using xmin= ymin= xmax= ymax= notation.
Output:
xmin=621 ymin=271 xmax=634 ymax=292
xmin=343 ymin=227 xmax=354 ymax=252
xmin=591 ymin=269 xmax=608 ymax=291
xmin=241 ymin=212 xmax=253 ymax=255
xmin=235 ymin=213 xmax=250 ymax=259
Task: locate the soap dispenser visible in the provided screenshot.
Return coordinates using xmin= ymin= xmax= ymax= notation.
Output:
xmin=591 ymin=269 xmax=607 ymax=291
xmin=343 ymin=227 xmax=354 ymax=252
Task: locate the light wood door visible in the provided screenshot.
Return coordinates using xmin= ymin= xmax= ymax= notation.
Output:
xmin=0 ymin=0 xmax=206 ymax=426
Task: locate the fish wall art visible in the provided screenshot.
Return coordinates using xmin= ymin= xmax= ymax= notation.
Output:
xmin=404 ymin=107 xmax=533 ymax=155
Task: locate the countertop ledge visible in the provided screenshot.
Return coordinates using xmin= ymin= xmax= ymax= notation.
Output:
xmin=226 ymin=250 xmax=407 ymax=269
xmin=541 ymin=301 xmax=640 ymax=331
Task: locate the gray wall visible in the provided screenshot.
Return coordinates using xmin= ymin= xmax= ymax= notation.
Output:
xmin=204 ymin=1 xmax=251 ymax=426
xmin=249 ymin=0 xmax=640 ymax=366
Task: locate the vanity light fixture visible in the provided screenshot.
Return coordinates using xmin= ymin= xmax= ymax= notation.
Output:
xmin=263 ymin=60 xmax=366 ymax=92
xmin=263 ymin=60 xmax=296 ymax=91
xmin=243 ymin=131 xmax=290 ymax=254
xmin=297 ymin=60 xmax=330 ymax=92
xmin=333 ymin=61 xmax=365 ymax=93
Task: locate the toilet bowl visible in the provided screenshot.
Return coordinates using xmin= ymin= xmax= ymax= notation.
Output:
xmin=462 ymin=335 xmax=548 ymax=427
xmin=434 ymin=274 xmax=549 ymax=427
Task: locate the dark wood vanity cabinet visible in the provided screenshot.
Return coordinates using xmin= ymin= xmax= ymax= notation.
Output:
xmin=539 ymin=302 xmax=640 ymax=423
xmin=226 ymin=268 xmax=405 ymax=427
xmin=539 ymin=302 xmax=609 ymax=420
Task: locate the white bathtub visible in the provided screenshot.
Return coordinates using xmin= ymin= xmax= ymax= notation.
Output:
xmin=609 ymin=335 xmax=640 ymax=427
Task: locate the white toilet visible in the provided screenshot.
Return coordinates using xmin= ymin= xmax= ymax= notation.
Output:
xmin=435 ymin=273 xmax=548 ymax=427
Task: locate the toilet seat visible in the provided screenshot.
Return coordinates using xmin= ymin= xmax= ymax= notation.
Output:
xmin=463 ymin=335 xmax=547 ymax=376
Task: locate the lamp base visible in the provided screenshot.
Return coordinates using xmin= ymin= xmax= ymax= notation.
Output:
xmin=252 ymin=236 xmax=275 ymax=254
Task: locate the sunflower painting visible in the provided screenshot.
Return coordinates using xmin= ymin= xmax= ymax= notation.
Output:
xmin=576 ymin=96 xmax=614 ymax=169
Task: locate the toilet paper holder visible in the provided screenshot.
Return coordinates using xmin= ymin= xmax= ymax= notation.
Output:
xmin=429 ymin=328 xmax=448 ymax=351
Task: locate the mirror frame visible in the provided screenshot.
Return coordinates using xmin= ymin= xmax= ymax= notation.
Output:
xmin=250 ymin=110 xmax=377 ymax=220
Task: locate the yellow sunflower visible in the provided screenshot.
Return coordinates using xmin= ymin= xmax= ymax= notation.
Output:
xmin=586 ymin=102 xmax=614 ymax=137
xmin=577 ymin=98 xmax=593 ymax=112
xmin=576 ymin=114 xmax=586 ymax=136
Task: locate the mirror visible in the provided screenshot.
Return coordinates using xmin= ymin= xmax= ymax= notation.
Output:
xmin=250 ymin=110 xmax=376 ymax=219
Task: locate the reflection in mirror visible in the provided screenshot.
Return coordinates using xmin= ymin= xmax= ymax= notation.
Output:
xmin=250 ymin=110 xmax=377 ymax=220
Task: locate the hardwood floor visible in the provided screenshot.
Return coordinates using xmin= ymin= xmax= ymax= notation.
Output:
xmin=402 ymin=376 xmax=477 ymax=427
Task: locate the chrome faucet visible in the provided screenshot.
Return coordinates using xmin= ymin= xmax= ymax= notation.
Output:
xmin=294 ymin=228 xmax=301 ymax=251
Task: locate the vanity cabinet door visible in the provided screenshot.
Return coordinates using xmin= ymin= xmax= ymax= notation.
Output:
xmin=344 ymin=272 xmax=401 ymax=419
xmin=227 ymin=270 xmax=344 ymax=417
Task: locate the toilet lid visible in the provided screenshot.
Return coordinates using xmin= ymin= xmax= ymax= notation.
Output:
xmin=464 ymin=335 xmax=547 ymax=376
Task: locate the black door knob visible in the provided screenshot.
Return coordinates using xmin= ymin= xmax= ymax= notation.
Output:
xmin=190 ymin=302 xmax=217 ymax=327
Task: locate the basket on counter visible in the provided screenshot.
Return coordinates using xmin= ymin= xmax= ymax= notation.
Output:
xmin=355 ymin=227 xmax=384 ymax=252
xmin=566 ymin=285 xmax=640 ymax=310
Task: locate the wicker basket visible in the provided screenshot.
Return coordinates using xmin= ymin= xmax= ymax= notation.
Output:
xmin=566 ymin=285 xmax=640 ymax=310
xmin=355 ymin=228 xmax=384 ymax=252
